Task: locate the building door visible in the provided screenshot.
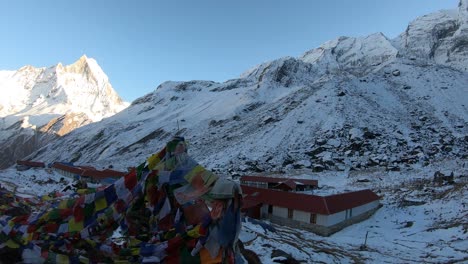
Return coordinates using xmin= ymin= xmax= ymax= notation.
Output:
xmin=310 ymin=213 xmax=317 ymax=224
xmin=288 ymin=209 xmax=293 ymax=219
xmin=268 ymin=205 xmax=273 ymax=214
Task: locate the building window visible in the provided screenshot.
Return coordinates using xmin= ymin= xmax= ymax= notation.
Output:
xmin=345 ymin=209 xmax=353 ymax=219
xmin=288 ymin=209 xmax=293 ymax=219
xmin=310 ymin=213 xmax=317 ymax=224
xmin=268 ymin=205 xmax=273 ymax=214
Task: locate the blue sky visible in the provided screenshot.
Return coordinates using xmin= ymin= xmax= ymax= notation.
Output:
xmin=0 ymin=0 xmax=459 ymax=102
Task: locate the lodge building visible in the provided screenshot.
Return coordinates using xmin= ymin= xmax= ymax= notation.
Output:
xmin=240 ymin=175 xmax=318 ymax=191
xmin=241 ymin=181 xmax=380 ymax=236
xmin=51 ymin=162 xmax=126 ymax=183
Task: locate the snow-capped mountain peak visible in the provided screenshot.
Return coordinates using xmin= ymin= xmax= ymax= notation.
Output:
xmin=458 ymin=0 xmax=468 ymax=33
xmin=58 ymin=55 xmax=108 ymax=84
xmin=0 ymin=56 xmax=129 ymax=169
xmin=0 ymin=55 xmax=127 ymax=123
xmin=299 ymin=32 xmax=398 ymax=76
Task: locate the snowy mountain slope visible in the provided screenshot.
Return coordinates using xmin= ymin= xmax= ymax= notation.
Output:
xmin=0 ymin=55 xmax=128 ymax=168
xmin=28 ymin=56 xmax=467 ymax=176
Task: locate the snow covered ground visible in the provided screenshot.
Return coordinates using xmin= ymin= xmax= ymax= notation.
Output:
xmin=0 ymin=167 xmax=74 ymax=197
xmin=1 ymin=158 xmax=466 ymax=263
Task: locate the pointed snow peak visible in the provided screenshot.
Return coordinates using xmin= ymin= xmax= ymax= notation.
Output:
xmin=459 ymin=0 xmax=468 ymax=29
xmin=299 ymin=33 xmax=397 ymax=76
xmin=460 ymin=0 xmax=468 ymax=11
xmin=18 ymin=65 xmax=36 ymax=71
xmin=391 ymin=1 xmax=467 ymax=71
xmin=16 ymin=64 xmax=43 ymax=76
xmin=59 ymin=55 xmax=108 ymax=84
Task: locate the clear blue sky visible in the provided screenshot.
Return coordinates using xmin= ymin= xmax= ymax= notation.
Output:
xmin=0 ymin=0 xmax=459 ymax=102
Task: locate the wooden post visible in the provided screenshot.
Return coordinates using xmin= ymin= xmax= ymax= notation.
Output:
xmin=364 ymin=230 xmax=369 ymax=246
xmin=360 ymin=230 xmax=369 ymax=250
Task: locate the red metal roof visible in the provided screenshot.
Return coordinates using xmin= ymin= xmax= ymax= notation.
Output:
xmin=103 ymin=169 xmax=127 ymax=177
xmin=240 ymin=175 xmax=318 ymax=186
xmin=242 ymin=185 xmax=329 ymax=214
xmin=242 ymin=198 xmax=262 ymax=209
xmin=241 ymin=186 xmax=379 ymax=215
xmin=273 ymin=179 xmax=296 ymax=190
xmin=16 ymin=160 xmax=45 ymax=168
xmin=51 ymin=163 xmax=84 ymax=175
xmin=324 ymin=190 xmax=380 ymax=214
xmin=81 ymin=169 xmax=126 ymax=179
xmin=51 ymin=163 xmax=126 ymax=181
xmin=77 ymin=166 xmax=96 ymax=171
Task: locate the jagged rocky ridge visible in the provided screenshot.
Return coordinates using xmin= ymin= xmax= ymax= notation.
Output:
xmin=29 ymin=1 xmax=467 ymax=176
xmin=0 ymin=56 xmax=128 ymax=169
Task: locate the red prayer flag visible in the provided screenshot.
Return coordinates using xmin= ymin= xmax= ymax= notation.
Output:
xmin=124 ymin=171 xmax=137 ymax=191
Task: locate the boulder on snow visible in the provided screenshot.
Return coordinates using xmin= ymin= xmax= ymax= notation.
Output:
xmin=315 ymin=138 xmax=327 ymax=145
xmin=326 ymin=138 xmax=342 ymax=148
xmin=400 ymin=198 xmax=425 ymax=207
xmin=357 ymin=178 xmax=370 ymax=183
xmin=386 ymin=165 xmax=401 ymax=171
xmin=271 ymin=249 xmax=301 ymax=264
xmin=349 ymin=128 xmax=363 ymax=141
xmin=337 ymin=90 xmax=346 ymax=96
xmin=305 ymin=147 xmax=326 ymax=157
xmin=363 ymin=130 xmax=378 ymax=139
xmin=312 ymin=164 xmax=326 ymax=172
xmin=392 ymin=69 xmax=401 ymax=76
xmin=262 ymin=116 xmax=276 ymax=125
xmin=433 ymin=171 xmax=454 ymax=184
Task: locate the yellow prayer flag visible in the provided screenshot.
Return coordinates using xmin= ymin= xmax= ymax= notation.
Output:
xmin=95 ymin=197 xmax=107 ymax=212
xmin=131 ymin=247 xmax=140 ymax=256
xmin=5 ymin=239 xmax=20 ymax=249
xmin=187 ymin=225 xmax=201 ymax=238
xmin=58 ymin=200 xmax=69 ymax=209
xmin=56 ymin=253 xmax=70 ymax=264
xmin=68 ymin=217 xmax=83 ymax=233
xmin=147 ymin=153 xmax=162 ymax=170
xmin=79 ymin=256 xmax=90 ymax=264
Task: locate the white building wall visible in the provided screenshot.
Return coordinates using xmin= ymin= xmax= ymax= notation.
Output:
xmin=318 ymin=201 xmax=380 ymax=227
xmin=316 ymin=214 xmax=328 ymax=226
xmin=352 ymin=201 xmax=380 ymax=216
xmin=261 ymin=204 xmax=269 ymax=217
xmin=293 ymin=210 xmax=310 ymax=223
xmin=323 ymin=211 xmax=346 ymax=227
xmin=273 ymin=206 xmax=288 ymax=218
xmin=55 ymin=169 xmax=72 ymax=178
xmin=242 ymin=181 xmax=268 ymax=188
